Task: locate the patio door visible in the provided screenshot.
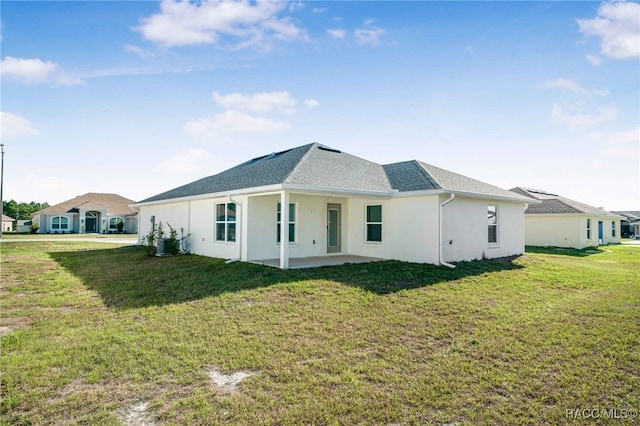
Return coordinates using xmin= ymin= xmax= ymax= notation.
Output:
xmin=598 ymin=220 xmax=603 ymax=242
xmin=327 ymin=204 xmax=341 ymax=253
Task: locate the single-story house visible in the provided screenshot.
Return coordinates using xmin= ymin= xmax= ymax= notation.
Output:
xmin=16 ymin=220 xmax=32 ymax=233
xmin=133 ymin=143 xmax=534 ymax=269
xmin=2 ymin=214 xmax=14 ymax=232
xmin=613 ymin=211 xmax=640 ymax=238
xmin=509 ymin=187 xmax=623 ymax=249
xmin=33 ymin=193 xmax=138 ymax=234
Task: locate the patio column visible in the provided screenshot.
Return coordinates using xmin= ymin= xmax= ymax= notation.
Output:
xmin=280 ymin=191 xmax=289 ymax=269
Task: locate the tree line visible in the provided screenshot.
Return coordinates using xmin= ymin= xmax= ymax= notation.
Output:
xmin=2 ymin=200 xmax=49 ymax=220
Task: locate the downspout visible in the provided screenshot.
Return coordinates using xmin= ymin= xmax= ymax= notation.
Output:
xmin=439 ymin=193 xmax=456 ymax=269
xmin=225 ymin=194 xmax=242 ymax=264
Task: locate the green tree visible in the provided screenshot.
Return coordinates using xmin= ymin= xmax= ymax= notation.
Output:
xmin=2 ymin=200 xmax=50 ymax=220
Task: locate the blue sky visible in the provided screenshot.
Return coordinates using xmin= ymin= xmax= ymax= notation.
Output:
xmin=1 ymin=1 xmax=639 ymax=210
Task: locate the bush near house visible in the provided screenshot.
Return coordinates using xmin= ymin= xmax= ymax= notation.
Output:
xmin=1 ymin=242 xmax=638 ymax=425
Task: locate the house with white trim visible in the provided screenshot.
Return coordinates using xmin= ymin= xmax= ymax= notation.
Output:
xmin=33 ymin=193 xmax=138 ymax=234
xmin=133 ymin=143 xmax=534 ymax=269
xmin=510 ymin=187 xmax=623 ymax=249
xmin=2 ymin=214 xmax=14 ymax=232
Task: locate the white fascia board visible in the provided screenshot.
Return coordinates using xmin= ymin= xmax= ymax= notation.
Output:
xmin=131 ymin=184 xmax=285 ymax=208
xmin=448 ymin=190 xmax=540 ymax=204
xmin=281 ymin=184 xmax=396 ymax=198
xmin=394 ymin=189 xmax=536 ymax=204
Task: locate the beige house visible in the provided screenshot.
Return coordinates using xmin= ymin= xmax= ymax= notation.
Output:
xmin=33 ymin=193 xmax=138 ymax=234
xmin=133 ymin=143 xmax=532 ymax=269
xmin=510 ymin=188 xmax=623 ymax=249
xmin=2 ymin=214 xmax=14 ymax=232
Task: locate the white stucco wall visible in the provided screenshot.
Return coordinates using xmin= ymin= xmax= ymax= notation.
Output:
xmin=347 ymin=196 xmax=441 ymax=263
xmin=138 ymin=191 xmax=527 ymax=265
xmin=442 ymin=197 xmax=525 ymax=262
xmin=524 ymin=215 xmax=621 ymax=249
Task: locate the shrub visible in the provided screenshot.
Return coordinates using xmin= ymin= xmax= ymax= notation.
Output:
xmin=30 ymin=221 xmax=39 ymax=234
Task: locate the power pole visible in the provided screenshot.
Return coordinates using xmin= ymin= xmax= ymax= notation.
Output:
xmin=0 ymin=144 xmax=4 ymax=238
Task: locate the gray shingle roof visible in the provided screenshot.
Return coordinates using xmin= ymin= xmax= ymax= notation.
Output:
xmin=417 ymin=162 xmax=531 ymax=200
xmin=286 ymin=145 xmax=390 ymax=192
xmin=510 ymin=187 xmax=623 ymax=218
xmin=140 ymin=144 xmax=314 ymax=203
xmin=138 ymin=143 xmax=531 ymax=204
xmin=383 ymin=161 xmax=440 ymax=192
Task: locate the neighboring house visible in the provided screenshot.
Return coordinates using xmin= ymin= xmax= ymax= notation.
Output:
xmin=510 ymin=187 xmax=623 ymax=249
xmin=613 ymin=211 xmax=640 ymax=238
xmin=16 ymin=220 xmax=32 ymax=233
xmin=2 ymin=214 xmax=14 ymax=232
xmin=33 ymin=193 xmax=138 ymax=234
xmin=133 ymin=143 xmax=533 ymax=269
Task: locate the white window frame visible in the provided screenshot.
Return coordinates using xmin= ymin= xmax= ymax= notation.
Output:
xmin=611 ymin=221 xmax=616 ymax=237
xmin=277 ymin=202 xmax=297 ymax=244
xmin=488 ymin=205 xmax=498 ymax=244
xmin=51 ymin=216 xmax=69 ymax=231
xmin=215 ymin=202 xmax=237 ymax=243
xmin=365 ymin=204 xmax=382 ymax=243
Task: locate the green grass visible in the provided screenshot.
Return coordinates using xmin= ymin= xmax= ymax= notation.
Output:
xmin=1 ymin=242 xmax=639 ymax=425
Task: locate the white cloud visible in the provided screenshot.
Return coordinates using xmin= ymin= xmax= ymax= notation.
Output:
xmin=124 ymin=44 xmax=155 ymax=58
xmin=136 ymin=0 xmax=307 ymax=49
xmin=212 ymin=90 xmax=298 ymax=114
xmin=155 ymin=147 xmax=213 ymax=176
xmin=304 ymin=99 xmax=319 ymax=108
xmin=0 ymin=56 xmax=83 ymax=86
xmin=585 ymin=54 xmax=602 ymax=66
xmin=327 ymin=28 xmax=346 ymax=39
xmin=541 ymin=78 xmax=609 ymax=96
xmin=185 ymin=110 xmax=291 ymax=139
xmin=577 ymin=1 xmax=640 ymax=59
xmin=0 ymin=112 xmax=38 ymax=138
xmin=355 ymin=20 xmax=385 ymax=46
xmin=551 ymin=104 xmax=618 ymax=127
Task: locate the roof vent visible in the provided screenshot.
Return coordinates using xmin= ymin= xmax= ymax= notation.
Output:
xmin=317 ymin=146 xmax=342 ymax=154
xmin=246 ymin=148 xmax=293 ymax=164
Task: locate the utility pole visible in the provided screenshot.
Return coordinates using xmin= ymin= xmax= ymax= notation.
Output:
xmin=0 ymin=143 xmax=4 ymax=238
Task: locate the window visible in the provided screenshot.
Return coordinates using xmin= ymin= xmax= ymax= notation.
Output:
xmin=488 ymin=205 xmax=498 ymax=244
xmin=109 ymin=217 xmax=124 ymax=230
xmin=52 ymin=216 xmax=69 ymax=230
xmin=215 ymin=202 xmax=236 ymax=242
xmin=277 ymin=202 xmax=296 ymax=243
xmin=611 ymin=221 xmax=616 ymax=237
xmin=587 ymin=219 xmax=591 ymax=239
xmin=366 ymin=205 xmax=382 ymax=242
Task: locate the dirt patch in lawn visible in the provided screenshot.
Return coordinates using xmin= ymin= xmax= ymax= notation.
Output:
xmin=0 ymin=316 xmax=32 ymax=336
xmin=205 ymin=366 xmax=257 ymax=395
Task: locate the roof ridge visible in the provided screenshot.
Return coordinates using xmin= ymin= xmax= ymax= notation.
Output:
xmin=412 ymin=160 xmax=442 ymax=189
xmin=282 ymin=143 xmax=320 ymax=184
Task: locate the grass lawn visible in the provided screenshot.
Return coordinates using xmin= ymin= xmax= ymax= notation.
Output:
xmin=1 ymin=242 xmax=638 ymax=425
